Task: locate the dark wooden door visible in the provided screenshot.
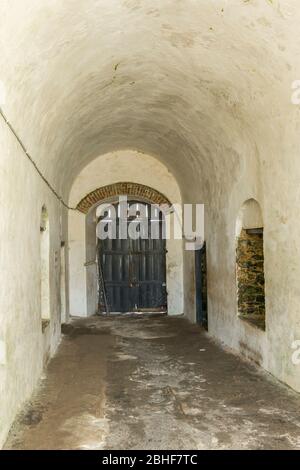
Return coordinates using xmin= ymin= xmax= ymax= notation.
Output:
xmin=97 ymin=201 xmax=167 ymax=313
xmin=195 ymin=242 xmax=208 ymax=329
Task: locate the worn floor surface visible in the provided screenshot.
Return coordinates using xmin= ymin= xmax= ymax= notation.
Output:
xmin=4 ymin=315 xmax=300 ymax=450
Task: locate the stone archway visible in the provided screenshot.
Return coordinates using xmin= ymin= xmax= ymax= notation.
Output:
xmin=76 ymin=182 xmax=172 ymax=214
xmin=68 ymin=152 xmax=184 ymax=319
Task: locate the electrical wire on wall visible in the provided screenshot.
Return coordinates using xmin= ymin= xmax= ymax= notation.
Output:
xmin=0 ymin=105 xmax=77 ymax=211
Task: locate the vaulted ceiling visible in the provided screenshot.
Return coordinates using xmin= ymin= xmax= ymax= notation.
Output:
xmin=1 ymin=0 xmax=298 ymax=200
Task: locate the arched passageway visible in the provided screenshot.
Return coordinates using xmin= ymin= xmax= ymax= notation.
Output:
xmin=68 ymin=151 xmax=184 ymax=318
xmin=1 ymin=0 xmax=300 ymax=450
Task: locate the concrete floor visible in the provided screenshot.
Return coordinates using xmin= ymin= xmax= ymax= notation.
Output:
xmin=4 ymin=315 xmax=300 ymax=450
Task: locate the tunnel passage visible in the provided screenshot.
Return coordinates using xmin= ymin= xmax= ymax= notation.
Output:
xmin=1 ymin=0 xmax=300 ymax=450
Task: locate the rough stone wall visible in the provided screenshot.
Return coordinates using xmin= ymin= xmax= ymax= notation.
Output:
xmin=236 ymin=229 xmax=265 ymax=329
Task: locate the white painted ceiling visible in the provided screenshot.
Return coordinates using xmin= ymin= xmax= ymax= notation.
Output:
xmin=1 ymin=0 xmax=298 ymax=199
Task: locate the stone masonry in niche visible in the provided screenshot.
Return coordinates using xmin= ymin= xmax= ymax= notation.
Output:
xmin=236 ymin=228 xmax=265 ymax=330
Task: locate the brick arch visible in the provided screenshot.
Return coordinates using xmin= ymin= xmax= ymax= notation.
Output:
xmin=76 ymin=182 xmax=172 ymax=214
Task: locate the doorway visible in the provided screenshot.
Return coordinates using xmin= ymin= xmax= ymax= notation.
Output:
xmin=195 ymin=242 xmax=208 ymax=329
xmin=97 ymin=200 xmax=167 ymax=313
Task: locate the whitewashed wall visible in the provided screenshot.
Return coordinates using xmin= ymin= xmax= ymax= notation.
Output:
xmin=0 ymin=119 xmax=68 ymax=447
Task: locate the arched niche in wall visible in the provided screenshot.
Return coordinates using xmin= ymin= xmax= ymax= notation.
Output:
xmin=236 ymin=198 xmax=265 ymax=330
xmin=40 ymin=205 xmax=50 ymax=331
